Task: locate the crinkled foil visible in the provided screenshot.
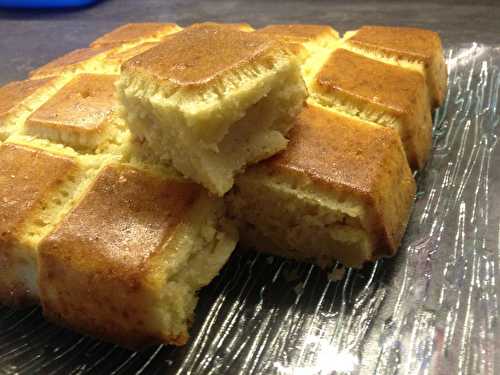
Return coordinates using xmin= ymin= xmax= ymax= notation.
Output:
xmin=0 ymin=44 xmax=498 ymax=375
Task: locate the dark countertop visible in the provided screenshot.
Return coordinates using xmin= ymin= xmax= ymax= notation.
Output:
xmin=0 ymin=0 xmax=499 ymax=84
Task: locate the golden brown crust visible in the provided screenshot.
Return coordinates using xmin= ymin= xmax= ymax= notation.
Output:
xmin=258 ymin=24 xmax=338 ymax=42
xmin=0 ymin=78 xmax=54 ymax=122
xmin=39 ymin=164 xmax=201 ymax=348
xmin=346 ymin=25 xmax=447 ymax=107
xmin=105 ymin=42 xmax=159 ymax=66
xmin=29 ymin=46 xmax=114 ymax=78
xmin=189 ymin=22 xmax=254 ymax=32
xmin=0 ymin=143 xmax=78 ymax=243
xmin=315 ymin=48 xmax=425 ymax=116
xmin=26 ymin=74 xmax=119 ymax=134
xmin=90 ymin=23 xmax=180 ymax=47
xmin=122 ymin=25 xmax=282 ymax=86
xmin=262 ymin=105 xmax=415 ymax=256
xmin=0 ymin=143 xmax=78 ymax=303
xmin=347 ymin=25 xmax=441 ymax=63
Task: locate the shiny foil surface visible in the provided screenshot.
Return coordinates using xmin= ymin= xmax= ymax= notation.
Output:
xmin=0 ymin=44 xmax=499 ymax=375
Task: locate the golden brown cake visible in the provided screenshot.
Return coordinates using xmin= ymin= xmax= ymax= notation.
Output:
xmin=0 ymin=22 xmax=447 ymax=349
xmin=257 ymin=24 xmax=339 ymax=83
xmin=118 ymin=24 xmax=306 ymax=195
xmin=0 ymin=77 xmax=57 ymax=139
xmin=227 ymin=104 xmax=416 ymax=268
xmin=310 ymin=48 xmax=432 ymax=169
xmin=0 ymin=142 xmax=83 ymax=305
xmin=344 ymin=25 xmax=448 ymax=107
xmin=39 ymin=162 xmax=237 ymax=348
xmin=29 ymin=46 xmax=116 ymax=79
xmin=102 ymin=42 xmax=159 ymax=72
xmin=190 ymin=22 xmax=254 ymax=32
xmin=89 ymin=23 xmax=181 ymax=47
xmin=25 ymin=73 xmax=124 ymax=151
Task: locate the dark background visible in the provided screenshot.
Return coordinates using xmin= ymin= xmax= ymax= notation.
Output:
xmin=0 ymin=0 xmax=499 ymax=84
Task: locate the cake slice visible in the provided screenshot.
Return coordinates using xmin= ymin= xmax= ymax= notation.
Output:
xmin=102 ymin=42 xmax=159 ymax=73
xmin=29 ymin=46 xmax=117 ymax=79
xmin=25 ymin=73 xmax=125 ymax=152
xmin=0 ymin=142 xmax=85 ymax=305
xmin=257 ymin=24 xmax=339 ymax=83
xmin=118 ymin=25 xmax=307 ymax=195
xmin=90 ymin=23 xmax=181 ymax=48
xmin=227 ymin=104 xmax=415 ymax=268
xmin=310 ymin=48 xmax=432 ymax=169
xmin=344 ymin=25 xmax=447 ymax=107
xmin=0 ymin=77 xmax=58 ymax=139
xmin=39 ymin=162 xmax=237 ymax=348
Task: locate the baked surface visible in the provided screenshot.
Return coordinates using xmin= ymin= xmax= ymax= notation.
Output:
xmin=344 ymin=25 xmax=447 ymax=106
xmin=227 ymin=104 xmax=416 ymax=267
xmin=119 ymin=24 xmax=306 ymax=195
xmin=25 ymin=74 xmax=121 ymax=151
xmin=0 ymin=143 xmax=80 ymax=304
xmin=310 ymin=48 xmax=432 ymax=169
xmin=90 ymin=23 xmax=181 ymax=47
xmin=39 ymin=163 xmax=236 ymax=348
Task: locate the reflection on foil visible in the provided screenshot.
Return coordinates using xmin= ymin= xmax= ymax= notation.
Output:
xmin=274 ymin=337 xmax=359 ymax=374
xmin=0 ymin=44 xmax=499 ymax=375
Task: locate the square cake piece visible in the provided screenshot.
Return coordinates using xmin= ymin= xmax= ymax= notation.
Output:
xmin=39 ymin=163 xmax=237 ymax=348
xmin=227 ymin=104 xmax=416 ymax=268
xmin=344 ymin=26 xmax=447 ymax=107
xmin=0 ymin=77 xmax=56 ymax=139
xmin=25 ymin=73 xmax=123 ymax=151
xmin=29 ymin=46 xmax=116 ymax=79
xmin=310 ymin=48 xmax=432 ymax=169
xmin=257 ymin=24 xmax=339 ymax=83
xmin=90 ymin=23 xmax=181 ymax=48
xmin=118 ymin=25 xmax=307 ymax=195
xmin=0 ymin=143 xmax=82 ymax=305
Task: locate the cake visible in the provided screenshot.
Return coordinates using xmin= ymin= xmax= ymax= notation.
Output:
xmin=0 ymin=77 xmax=58 ymax=139
xmin=309 ymin=48 xmax=432 ymax=169
xmin=39 ymin=162 xmax=236 ymax=348
xmin=0 ymin=142 xmax=84 ymax=305
xmin=89 ymin=23 xmax=182 ymax=48
xmin=227 ymin=104 xmax=416 ymax=268
xmin=25 ymin=74 xmax=125 ymax=151
xmin=0 ymin=22 xmax=448 ymax=349
xmin=118 ymin=24 xmax=307 ymax=195
xmin=343 ymin=25 xmax=448 ymax=107
xmin=257 ymin=24 xmax=339 ymax=83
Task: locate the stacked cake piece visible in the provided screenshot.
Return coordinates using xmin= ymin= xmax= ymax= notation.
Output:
xmin=0 ymin=22 xmax=447 ymax=348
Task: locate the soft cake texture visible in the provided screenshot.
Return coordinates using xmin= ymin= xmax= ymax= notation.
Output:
xmin=344 ymin=25 xmax=448 ymax=107
xmin=39 ymin=163 xmax=237 ymax=348
xmin=310 ymin=48 xmax=432 ymax=169
xmin=227 ymin=105 xmax=416 ymax=268
xmin=25 ymin=74 xmax=124 ymax=151
xmin=0 ymin=143 xmax=83 ymax=304
xmin=118 ymin=25 xmax=307 ymax=195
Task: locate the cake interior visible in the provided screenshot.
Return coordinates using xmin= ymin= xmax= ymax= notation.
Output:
xmin=119 ymin=58 xmax=306 ymax=195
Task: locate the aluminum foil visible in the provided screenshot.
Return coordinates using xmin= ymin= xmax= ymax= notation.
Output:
xmin=0 ymin=43 xmax=499 ymax=375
